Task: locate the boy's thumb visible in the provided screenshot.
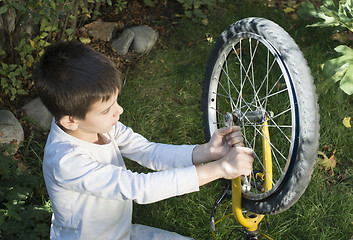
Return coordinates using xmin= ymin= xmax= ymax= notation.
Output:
xmin=216 ymin=126 xmax=233 ymax=136
xmin=238 ymin=146 xmax=254 ymax=156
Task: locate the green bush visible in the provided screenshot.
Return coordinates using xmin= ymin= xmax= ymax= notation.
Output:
xmin=298 ymin=0 xmax=353 ymax=95
xmin=144 ymin=0 xmax=222 ymax=24
xmin=0 ymin=0 xmax=220 ymax=104
xmin=0 ymin=62 xmax=28 ymax=101
xmin=177 ymin=0 xmax=221 ymax=24
xmin=0 ymin=135 xmax=51 ymax=239
xmin=0 ymin=0 xmax=121 ymax=103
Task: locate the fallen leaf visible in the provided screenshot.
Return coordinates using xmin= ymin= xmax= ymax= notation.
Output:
xmin=343 ymin=116 xmax=351 ymax=128
xmin=317 ymin=149 xmax=337 ymax=175
xmin=322 ymin=144 xmax=334 ymax=151
xmin=202 ymin=18 xmax=209 ymax=26
xmin=79 ymin=37 xmax=91 ymax=44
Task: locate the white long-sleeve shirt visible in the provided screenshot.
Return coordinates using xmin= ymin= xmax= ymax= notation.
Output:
xmin=43 ymin=121 xmax=199 ymax=240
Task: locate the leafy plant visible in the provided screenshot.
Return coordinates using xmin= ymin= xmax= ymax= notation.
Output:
xmin=0 ymin=62 xmax=28 ymax=101
xmin=0 ymin=0 xmax=116 ymax=103
xmin=176 ymin=0 xmax=223 ymax=25
xmin=324 ymin=45 xmax=353 ymax=94
xmin=114 ymin=0 xmax=128 ymax=14
xmin=0 ymin=136 xmax=51 ymax=239
xmin=298 ymin=0 xmax=353 ymax=95
xmin=142 ymin=0 xmax=222 ymax=24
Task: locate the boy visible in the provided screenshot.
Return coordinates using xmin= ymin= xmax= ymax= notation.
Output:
xmin=34 ymin=41 xmax=254 ymax=240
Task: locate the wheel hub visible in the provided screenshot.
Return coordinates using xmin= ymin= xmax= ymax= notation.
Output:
xmin=224 ymin=108 xmax=269 ymax=127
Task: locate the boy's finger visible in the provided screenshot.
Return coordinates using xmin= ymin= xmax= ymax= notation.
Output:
xmin=233 ymin=142 xmax=245 ymax=147
xmin=231 ymin=125 xmax=241 ymax=132
xmin=226 ymin=130 xmax=242 ymax=139
xmin=215 ymin=126 xmax=233 ymax=136
xmin=217 ymin=125 xmax=241 ymax=136
xmin=237 ymin=146 xmax=254 ymax=157
xmin=227 ymin=136 xmax=243 ymax=146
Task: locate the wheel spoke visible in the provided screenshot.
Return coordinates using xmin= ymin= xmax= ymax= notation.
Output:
xmin=242 ymin=114 xmax=286 ymax=172
xmin=232 ymin=42 xmax=263 ymax=109
xmin=243 ymin=136 xmax=275 ymax=186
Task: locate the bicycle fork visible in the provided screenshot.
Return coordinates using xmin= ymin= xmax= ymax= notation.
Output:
xmin=232 ymin=119 xmax=272 ymax=238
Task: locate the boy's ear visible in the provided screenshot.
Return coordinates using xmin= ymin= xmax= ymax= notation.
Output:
xmin=59 ymin=115 xmax=79 ymax=131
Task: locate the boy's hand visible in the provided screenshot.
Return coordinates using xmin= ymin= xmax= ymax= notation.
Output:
xmin=192 ymin=126 xmax=244 ymax=165
xmin=219 ymin=146 xmax=254 ymax=179
xmin=196 ymin=146 xmax=254 ymax=186
xmin=207 ymin=126 xmax=244 ymax=160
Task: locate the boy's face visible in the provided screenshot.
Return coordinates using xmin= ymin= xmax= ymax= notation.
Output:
xmin=74 ymin=90 xmax=123 ymax=135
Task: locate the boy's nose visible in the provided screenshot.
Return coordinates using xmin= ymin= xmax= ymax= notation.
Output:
xmin=113 ymin=102 xmax=123 ymax=117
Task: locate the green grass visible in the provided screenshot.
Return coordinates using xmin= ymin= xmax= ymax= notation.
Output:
xmin=119 ymin=1 xmax=353 ymax=239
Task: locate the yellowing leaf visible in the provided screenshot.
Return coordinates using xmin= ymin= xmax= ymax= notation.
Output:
xmin=317 ymin=149 xmax=337 ymax=175
xmin=29 ymin=39 xmax=35 ymax=48
xmin=79 ymin=37 xmax=91 ymax=44
xmin=291 ymin=14 xmax=299 ymax=20
xmin=284 ymin=7 xmax=295 ymax=14
xmin=332 ymin=62 xmax=349 ymax=82
xmin=202 ymin=18 xmax=209 ymax=26
xmin=343 ymin=116 xmax=351 ymax=128
xmin=38 ymin=49 xmax=45 ymax=57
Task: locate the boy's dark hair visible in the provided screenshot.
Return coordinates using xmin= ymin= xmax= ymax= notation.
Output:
xmin=33 ymin=41 xmax=123 ymax=120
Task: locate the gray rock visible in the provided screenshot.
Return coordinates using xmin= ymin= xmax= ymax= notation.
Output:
xmin=21 ymin=98 xmax=53 ymax=131
xmin=129 ymin=25 xmax=158 ymax=54
xmin=111 ymin=28 xmax=135 ymax=55
xmin=0 ymin=110 xmax=24 ymax=151
xmin=6 ymin=13 xmax=16 ymax=33
xmin=81 ymin=19 xmax=124 ymax=41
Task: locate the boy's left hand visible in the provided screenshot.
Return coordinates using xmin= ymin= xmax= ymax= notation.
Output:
xmin=207 ymin=126 xmax=244 ymax=160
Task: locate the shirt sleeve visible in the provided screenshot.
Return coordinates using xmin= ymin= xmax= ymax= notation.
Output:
xmin=110 ymin=122 xmax=196 ymax=171
xmin=52 ymin=149 xmax=200 ymax=204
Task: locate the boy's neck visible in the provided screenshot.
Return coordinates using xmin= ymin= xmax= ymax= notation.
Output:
xmin=59 ymin=124 xmax=107 ymax=145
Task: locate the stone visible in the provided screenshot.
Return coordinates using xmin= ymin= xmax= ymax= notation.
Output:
xmin=0 ymin=110 xmax=24 ymax=150
xmin=21 ymin=20 xmax=39 ymax=38
xmin=21 ymin=98 xmax=53 ymax=131
xmin=129 ymin=25 xmax=158 ymax=54
xmin=111 ymin=28 xmax=135 ymax=55
xmin=81 ymin=19 xmax=124 ymax=41
xmin=6 ymin=13 xmax=16 ymax=33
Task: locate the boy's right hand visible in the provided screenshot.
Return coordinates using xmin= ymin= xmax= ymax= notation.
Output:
xmin=219 ymin=146 xmax=254 ymax=179
xmin=196 ymin=146 xmax=254 ymax=186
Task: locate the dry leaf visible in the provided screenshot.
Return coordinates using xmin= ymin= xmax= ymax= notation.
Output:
xmin=317 ymin=149 xmax=337 ymax=175
xmin=343 ymin=116 xmax=351 ymax=128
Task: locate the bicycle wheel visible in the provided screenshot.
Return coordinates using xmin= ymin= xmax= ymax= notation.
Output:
xmin=202 ymin=17 xmax=319 ymax=214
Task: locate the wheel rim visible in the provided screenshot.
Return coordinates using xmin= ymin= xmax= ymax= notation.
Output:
xmin=207 ymin=32 xmax=299 ymax=200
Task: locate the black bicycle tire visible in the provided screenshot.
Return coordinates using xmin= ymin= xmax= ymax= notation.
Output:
xmin=202 ymin=17 xmax=319 ymax=214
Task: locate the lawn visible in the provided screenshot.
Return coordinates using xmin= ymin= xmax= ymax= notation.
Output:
xmin=119 ymin=1 xmax=353 ymax=239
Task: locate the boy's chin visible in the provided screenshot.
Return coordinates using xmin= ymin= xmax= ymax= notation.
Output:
xmin=106 ymin=125 xmax=115 ymax=132
xmin=99 ymin=122 xmax=117 ymax=133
